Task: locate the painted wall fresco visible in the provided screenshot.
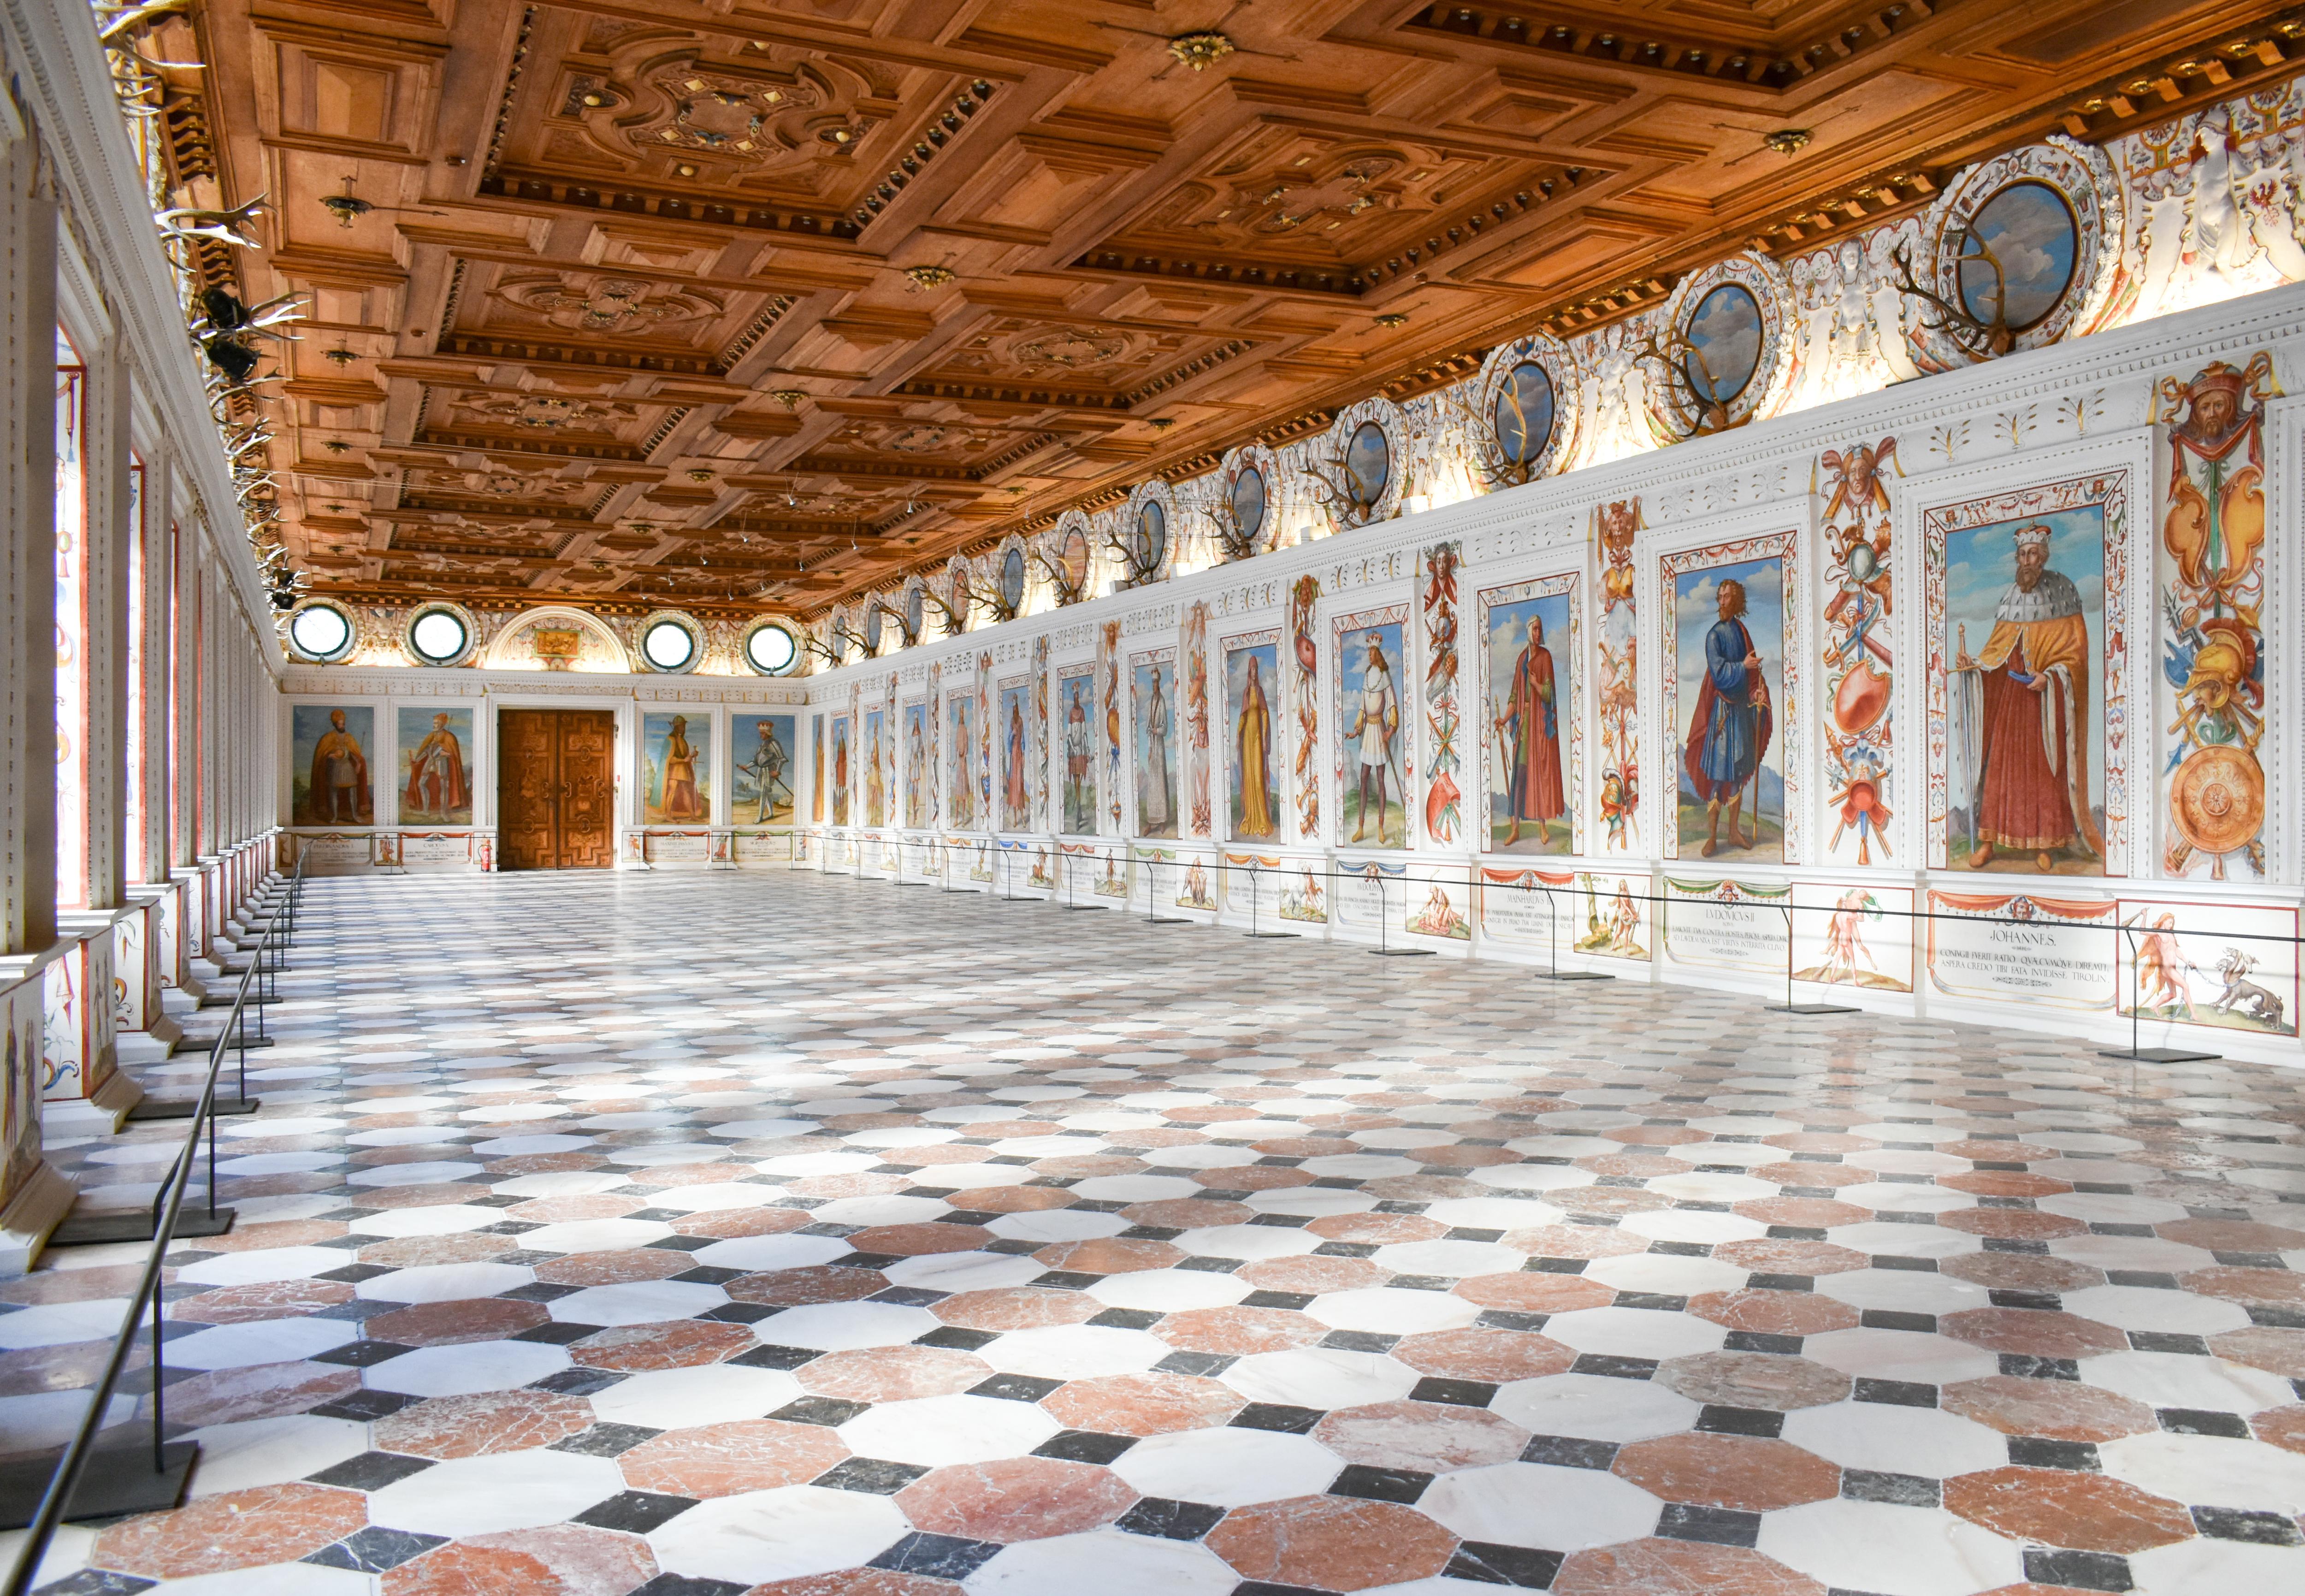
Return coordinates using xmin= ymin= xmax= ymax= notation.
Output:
xmin=903 ymin=702 xmax=928 ymax=828
xmin=1100 ymin=622 xmax=1122 ymax=833
xmin=999 ymin=678 xmax=1031 ymax=832
xmin=1817 ymin=439 xmax=1898 ymax=864
xmin=948 ymin=692 xmax=978 ymax=830
xmin=2157 ymin=356 xmax=2272 ymax=881
xmin=732 ymin=714 xmax=795 ymax=825
xmin=1334 ymin=605 xmax=1409 ymax=849
xmin=1420 ymin=544 xmax=1463 ymax=847
xmin=641 ymin=712 xmax=709 ymax=825
xmin=829 ymin=715 xmax=851 ymax=825
xmin=1131 ymin=650 xmax=1179 ymax=840
xmin=1184 ymin=601 xmax=1212 ymax=838
xmin=863 ymin=707 xmax=887 ymax=827
xmin=1059 ymin=671 xmax=1096 ymax=835
xmin=293 ymin=704 xmax=374 ymax=826
xmin=1595 ymin=499 xmax=1641 ymax=852
xmin=1480 ymin=575 xmax=1578 ymax=857
xmin=1664 ymin=535 xmax=1796 ymax=864
xmin=1927 ymin=467 xmax=2130 ymax=876
xmin=1290 ymin=574 xmax=1321 ymax=840
xmin=810 ymin=715 xmax=824 ymax=822
xmin=397 ymin=707 xmax=473 ymax=826
xmin=1790 ymin=883 xmax=1916 ymax=993
xmin=2116 ymin=896 xmax=2297 ymax=1037
xmin=1224 ymin=632 xmax=1282 ymax=845
xmin=976 ymin=651 xmax=995 ymax=827
xmin=1032 ymin=635 xmax=1051 ymax=832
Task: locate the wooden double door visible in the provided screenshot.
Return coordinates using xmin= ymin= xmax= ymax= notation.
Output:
xmin=497 ymin=709 xmax=617 ymax=870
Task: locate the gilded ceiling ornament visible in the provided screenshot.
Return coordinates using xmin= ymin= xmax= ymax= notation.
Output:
xmin=461 ymin=392 xmax=635 ymax=431
xmin=904 ymin=264 xmax=957 ymax=290
xmin=1167 ymin=32 xmax=1235 ymax=72
xmin=498 ymin=274 xmax=719 ymax=336
xmin=606 ymin=59 xmax=869 ymax=172
xmin=1005 ymin=326 xmax=1132 ymax=376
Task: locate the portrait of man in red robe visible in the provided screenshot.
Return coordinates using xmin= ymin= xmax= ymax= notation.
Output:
xmin=401 ymin=711 xmax=471 ymax=824
xmin=1494 ymin=614 xmax=1566 ymax=848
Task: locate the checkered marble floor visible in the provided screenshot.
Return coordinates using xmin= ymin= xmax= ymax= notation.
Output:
xmin=6 ymin=870 xmax=2305 ymax=1596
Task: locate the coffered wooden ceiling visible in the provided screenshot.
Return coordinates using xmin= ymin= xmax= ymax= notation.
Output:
xmin=164 ymin=0 xmax=2301 ymax=617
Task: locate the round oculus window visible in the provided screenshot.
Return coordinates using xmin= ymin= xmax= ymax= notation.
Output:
xmin=1682 ymin=283 xmax=1764 ymax=404
xmin=408 ymin=608 xmax=469 ymax=663
xmin=1229 ymin=465 xmax=1266 ymax=545
xmin=1493 ymin=361 xmax=1556 ymax=466
xmin=1134 ymin=501 xmax=1166 ymax=571
xmin=1959 ymin=179 xmax=2079 ymax=333
xmin=1345 ymin=420 xmax=1390 ymax=509
xmin=643 ymin=619 xmax=697 ymax=671
xmin=745 ymin=623 xmax=798 ymax=675
xmin=289 ymin=604 xmax=353 ymax=661
xmin=1000 ymin=546 xmax=1027 ymax=609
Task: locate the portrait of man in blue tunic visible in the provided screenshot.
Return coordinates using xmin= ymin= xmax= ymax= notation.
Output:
xmin=1682 ymin=575 xmax=1775 ymax=858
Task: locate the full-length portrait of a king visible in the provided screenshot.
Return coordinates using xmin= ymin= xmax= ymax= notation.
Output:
xmin=1950 ymin=521 xmax=2103 ymax=872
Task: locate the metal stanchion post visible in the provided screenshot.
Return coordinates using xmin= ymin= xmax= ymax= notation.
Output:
xmin=1371 ymin=867 xmax=1433 ymax=957
xmin=1531 ymin=881 xmax=1608 ymax=981
xmin=2100 ymin=922 xmax=2217 ymax=1063
xmin=1148 ymin=853 xmax=1187 ymax=925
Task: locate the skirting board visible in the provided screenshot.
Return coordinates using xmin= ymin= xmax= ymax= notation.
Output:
xmin=0 ymin=1161 xmax=79 ymax=1277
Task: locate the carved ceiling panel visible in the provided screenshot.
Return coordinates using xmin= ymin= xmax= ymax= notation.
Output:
xmin=167 ymin=0 xmax=2300 ymax=618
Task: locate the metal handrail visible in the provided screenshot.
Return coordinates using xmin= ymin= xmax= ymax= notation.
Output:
xmin=2 ymin=852 xmax=308 ymax=1596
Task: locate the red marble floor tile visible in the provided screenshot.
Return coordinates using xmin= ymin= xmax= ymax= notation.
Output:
xmin=1194 ymin=1164 xmax=1314 ymax=1190
xmin=213 ymin=1172 xmax=340 ymax=1199
xmin=1711 ymin=1239 xmax=1869 ymax=1277
xmin=1614 ymin=1433 xmax=1840 ymax=1512
xmin=1034 ymin=1155 xmax=1149 ymax=1179
xmin=1105 ymin=1129 xmax=1212 ymax=1152
xmin=1363 ymin=1175 xmax=1485 ymax=1202
xmin=384 ymin=1525 xmax=658 ymax=1596
xmin=1941 ymin=1308 xmax=2128 ymax=1360
xmin=1454 ymin=1272 xmax=1616 ymax=1314
xmin=1423 ymin=1145 xmax=1526 ymax=1170
xmin=1122 ymin=1198 xmax=1253 ymax=1229
xmin=2180 ymin=1265 xmax=2305 ymax=1308
xmin=1944 ymin=1467 xmax=2194 ymax=1553
xmin=2157 ymin=1217 xmax=2305 ymax=1252
xmin=185 ymin=1218 xmax=350 ymax=1253
xmin=1936 ymin=1141 xmax=2063 ymax=1163
xmin=536 ymin=1248 xmax=697 ymax=1286
xmin=2205 ymin=1326 xmax=2305 ymax=1377
xmin=958 ymin=1185 xmax=1078 ymax=1214
xmin=1315 ymin=1399 xmax=1529 ymax=1472
xmin=480 ymin=1153 xmax=608 ymax=1176
xmin=799 ymin=1346 xmax=993 ymax=1403
xmin=1 ymin=1262 xmax=148 ymax=1306
xmin=1253 ymin=1137 xmax=1359 ymax=1159
xmin=957 ymin=1120 xmax=1063 ymax=1140
xmin=1937 ymin=1209 xmax=2087 ymax=1242
xmin=1731 ymin=1196 xmax=1874 ymax=1229
xmin=1580 ymin=1154 xmax=1694 ymax=1180
xmin=1032 ymin=1238 xmax=1184 ymax=1274
xmin=1206 ymin=1496 xmax=1458 ymax=1591
xmin=365 ymin=1298 xmax=551 ymax=1348
xmin=931 ymin=1286 xmax=1102 ymax=1331
xmin=0 ymin=1341 xmax=117 ymax=1399
xmin=1306 ymin=1212 xmax=1448 ymax=1246
xmin=2250 ymin=1404 xmax=2305 ymax=1455
xmin=1939 ymin=1253 xmax=2105 ymax=1293
xmin=1687 ymin=1289 xmax=1860 ymax=1337
xmin=1749 ymin=1163 xmax=1876 ymax=1191
xmin=1168 ymin=1104 xmax=1261 ymax=1123
xmin=359 ymin=1234 xmax=520 ymax=1268
xmin=639 ymin=1162 xmax=762 ymax=1188
xmin=505 ymin=1194 xmax=648 ymax=1224
xmin=787 ymin=1173 xmax=911 ymax=1199
xmin=676 ymin=1206 xmax=815 ymax=1239
xmin=727 ymin=1265 xmax=891 ymax=1306
xmin=895 ymin=1458 xmax=1136 ymax=1542
xmin=1040 ymin=1371 xmax=1245 ymax=1436
xmin=1390 ymin=1327 xmax=1576 ymax=1382
xmin=1154 ymin=1306 xmax=1327 ymax=1355
xmin=571 ymin=1319 xmax=758 ymax=1371
xmin=1554 ymin=1537 xmax=1824 ymax=1596
xmin=159 ymin=1360 xmax=362 ymax=1428
xmin=821 ymin=1113 xmax=918 ymax=1132
xmin=745 ymin=1573 xmax=961 ymax=1596
xmin=374 ymin=1389 xmax=596 ymax=1460
xmin=1654 ymin=1353 xmax=1851 ymax=1412
xmin=1940 ymin=1375 xmax=2154 ymax=1442
xmin=1447 ymin=1118 xmax=1534 ymax=1141
xmin=1606 ymin=1126 xmax=1714 ymax=1147
xmin=1762 ymin=1133 xmax=1879 ymax=1154
xmin=1938 ymin=1171 xmax=2074 ymax=1198
xmin=92 ymin=1483 xmax=367 ymax=1579
xmin=848 ymin=1223 xmax=995 ymax=1256
xmin=168 ymin=1278 xmax=356 ymax=1324
xmin=1236 ymin=1255 xmax=1393 ymax=1294
xmin=619 ymin=1419 xmax=850 ymax=1498
xmin=360 ymin=1183 xmax=497 ymax=1211
xmin=1499 ymin=1224 xmax=1649 ymax=1262
xmin=1550 ymin=1187 xmax=1675 ymax=1217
